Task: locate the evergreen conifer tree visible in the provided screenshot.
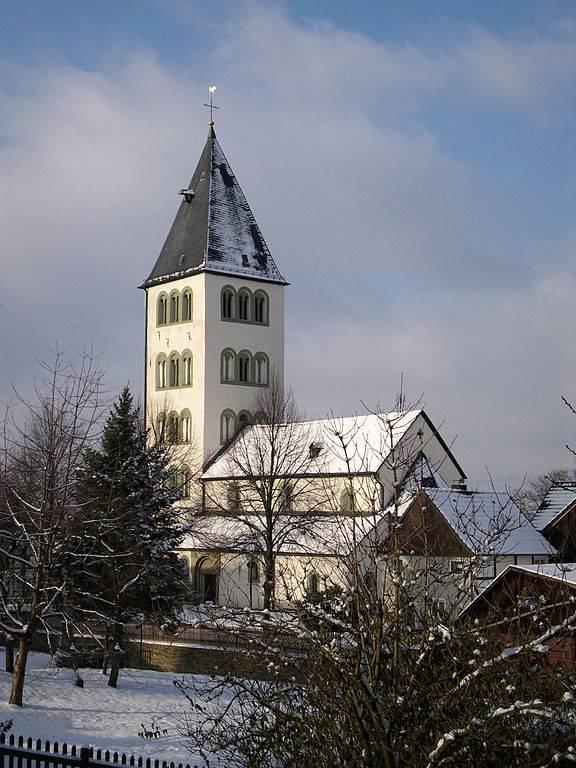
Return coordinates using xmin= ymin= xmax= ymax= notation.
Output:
xmin=77 ymin=386 xmax=189 ymax=686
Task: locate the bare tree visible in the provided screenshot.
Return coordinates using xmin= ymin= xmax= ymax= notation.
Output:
xmin=197 ymin=375 xmax=325 ymax=610
xmin=0 ymin=349 xmax=108 ymax=706
xmin=173 ymin=399 xmax=574 ymax=767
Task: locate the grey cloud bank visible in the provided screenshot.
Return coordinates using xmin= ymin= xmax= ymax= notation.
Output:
xmin=0 ymin=7 xmax=574 ymax=488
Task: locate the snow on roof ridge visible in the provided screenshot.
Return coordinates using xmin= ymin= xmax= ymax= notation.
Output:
xmin=242 ymin=409 xmax=422 ymax=431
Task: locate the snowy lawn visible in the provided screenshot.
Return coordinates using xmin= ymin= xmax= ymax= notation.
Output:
xmin=0 ymin=650 xmax=226 ymax=766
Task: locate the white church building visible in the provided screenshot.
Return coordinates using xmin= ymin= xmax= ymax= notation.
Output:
xmin=140 ymin=118 xmax=554 ymax=614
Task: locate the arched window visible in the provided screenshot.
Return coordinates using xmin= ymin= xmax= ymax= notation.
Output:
xmin=221 ymin=287 xmax=235 ymax=320
xmin=238 ymin=411 xmax=251 ymax=429
xmin=254 ymin=353 xmax=269 ymax=386
xmin=238 ymin=351 xmax=252 ymax=383
xmin=169 ymin=353 xmax=179 ymax=387
xmin=182 ymin=289 xmax=193 ymax=322
xmin=280 ymin=481 xmax=294 ymax=513
xmin=180 ymin=410 xmax=192 ymax=443
xmin=169 ymin=291 xmax=179 ymax=323
xmin=182 ymin=351 xmax=193 ymax=386
xmin=340 ymin=487 xmax=355 ymax=513
xmin=247 ymin=559 xmax=260 ymax=584
xmin=157 ymin=294 xmax=168 ymax=325
xmin=156 ymin=355 xmax=167 ymax=389
xmin=220 ymin=409 xmax=236 ymax=444
xmin=253 ymin=290 xmax=268 ymax=324
xmin=180 ymin=466 xmax=191 ymax=499
xmin=254 ymin=411 xmax=267 ymax=424
xmin=227 ymin=482 xmax=242 ymax=513
xmin=221 ymin=349 xmax=236 ymax=383
xmin=238 ymin=289 xmax=251 ymax=321
xmin=156 ymin=413 xmax=166 ymax=444
xmin=167 ymin=412 xmax=179 ymax=445
xmin=307 ymin=572 xmax=320 ymax=596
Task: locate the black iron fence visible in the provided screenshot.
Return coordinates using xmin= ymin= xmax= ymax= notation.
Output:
xmin=0 ymin=733 xmax=198 ymax=768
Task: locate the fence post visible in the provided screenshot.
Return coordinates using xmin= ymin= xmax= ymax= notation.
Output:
xmin=80 ymin=745 xmax=91 ymax=768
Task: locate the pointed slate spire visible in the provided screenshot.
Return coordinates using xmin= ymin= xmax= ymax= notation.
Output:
xmin=142 ymin=126 xmax=286 ymax=287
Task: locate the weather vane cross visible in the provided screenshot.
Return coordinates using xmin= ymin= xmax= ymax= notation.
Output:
xmin=204 ymin=85 xmax=220 ymax=125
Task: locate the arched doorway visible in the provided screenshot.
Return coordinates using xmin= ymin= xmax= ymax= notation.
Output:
xmin=193 ymin=555 xmax=220 ymax=604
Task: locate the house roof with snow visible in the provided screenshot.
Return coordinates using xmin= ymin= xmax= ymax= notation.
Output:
xmin=423 ymin=488 xmax=555 ymax=556
xmin=202 ymin=409 xmax=465 ymax=480
xmin=142 ymin=125 xmax=286 ymax=288
xmin=531 ymin=483 xmax=576 ymax=532
xmin=459 ymin=562 xmax=576 ymax=620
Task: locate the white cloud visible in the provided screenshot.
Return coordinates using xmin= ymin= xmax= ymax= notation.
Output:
xmin=0 ymin=5 xmax=574 ymax=486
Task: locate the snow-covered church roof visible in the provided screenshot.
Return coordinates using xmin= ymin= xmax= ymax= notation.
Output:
xmin=202 ymin=410 xmax=426 ymax=479
xmin=142 ymin=125 xmax=286 ymax=288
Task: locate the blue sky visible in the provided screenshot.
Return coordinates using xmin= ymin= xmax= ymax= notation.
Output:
xmin=0 ymin=0 xmax=574 ymax=485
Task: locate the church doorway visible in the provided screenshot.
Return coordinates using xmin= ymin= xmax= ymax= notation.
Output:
xmin=193 ymin=555 xmax=220 ymax=604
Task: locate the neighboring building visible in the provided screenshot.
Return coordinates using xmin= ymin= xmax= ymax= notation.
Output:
xmin=459 ymin=563 xmax=576 ymax=666
xmin=532 ymin=483 xmax=576 ymax=561
xmin=140 ymin=121 xmax=287 ymax=487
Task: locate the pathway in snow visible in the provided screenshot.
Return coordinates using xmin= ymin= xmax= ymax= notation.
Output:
xmin=0 ymin=650 xmax=222 ymax=765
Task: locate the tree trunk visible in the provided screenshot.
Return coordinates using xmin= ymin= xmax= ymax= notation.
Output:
xmin=101 ymin=628 xmax=110 ymax=674
xmin=263 ymin=546 xmax=275 ymax=612
xmin=107 ymin=626 xmax=124 ymax=688
xmin=4 ymin=639 xmax=14 ymax=673
xmin=8 ymin=637 xmax=29 ymax=706
xmin=107 ymin=645 xmax=121 ymax=688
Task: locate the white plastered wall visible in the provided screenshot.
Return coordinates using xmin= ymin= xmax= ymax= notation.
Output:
xmin=377 ymin=413 xmax=465 ymax=506
xmin=145 ymin=272 xmax=285 ymax=472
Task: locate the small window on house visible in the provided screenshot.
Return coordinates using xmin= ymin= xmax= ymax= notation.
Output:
xmin=227 ymin=482 xmax=242 ymax=513
xmin=340 ymin=488 xmax=355 ymax=513
xmin=221 ymin=349 xmax=236 ymax=382
xmin=253 ymin=291 xmax=268 ymax=324
xmin=309 ymin=442 xmax=322 ymax=459
xmin=169 ymin=354 xmax=179 ymax=387
xmin=533 ymin=555 xmax=548 ymax=565
xmin=450 ymin=560 xmax=465 ymax=574
xmin=182 ymin=352 xmax=193 ymax=386
xmin=238 ymin=352 xmax=251 ymax=383
xmin=221 ymin=287 xmax=235 ymax=320
xmin=241 ymin=255 xmax=250 ymax=268
xmin=432 ymin=599 xmax=447 ymax=616
xmin=157 ymin=295 xmax=168 ymax=325
xmin=247 ymin=559 xmax=260 ymax=583
xmin=238 ymin=290 xmax=251 ymax=321
xmin=169 ymin=292 xmax=179 ymax=323
xmin=182 ymin=289 xmax=193 ymax=321
xmin=307 ymin=572 xmax=320 ymax=596
xmin=280 ymin=481 xmax=294 ymax=513
xmin=220 ymin=410 xmax=236 ymax=444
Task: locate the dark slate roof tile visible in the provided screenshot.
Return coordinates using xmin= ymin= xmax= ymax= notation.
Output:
xmin=142 ymin=126 xmax=286 ymax=288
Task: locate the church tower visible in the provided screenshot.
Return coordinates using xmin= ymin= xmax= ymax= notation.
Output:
xmin=141 ymin=121 xmax=287 ymax=475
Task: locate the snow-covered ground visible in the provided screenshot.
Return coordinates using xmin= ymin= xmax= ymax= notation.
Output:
xmin=0 ymin=650 xmax=223 ymax=766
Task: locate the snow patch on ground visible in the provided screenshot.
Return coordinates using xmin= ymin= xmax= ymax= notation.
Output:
xmin=0 ymin=650 xmax=223 ymax=765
